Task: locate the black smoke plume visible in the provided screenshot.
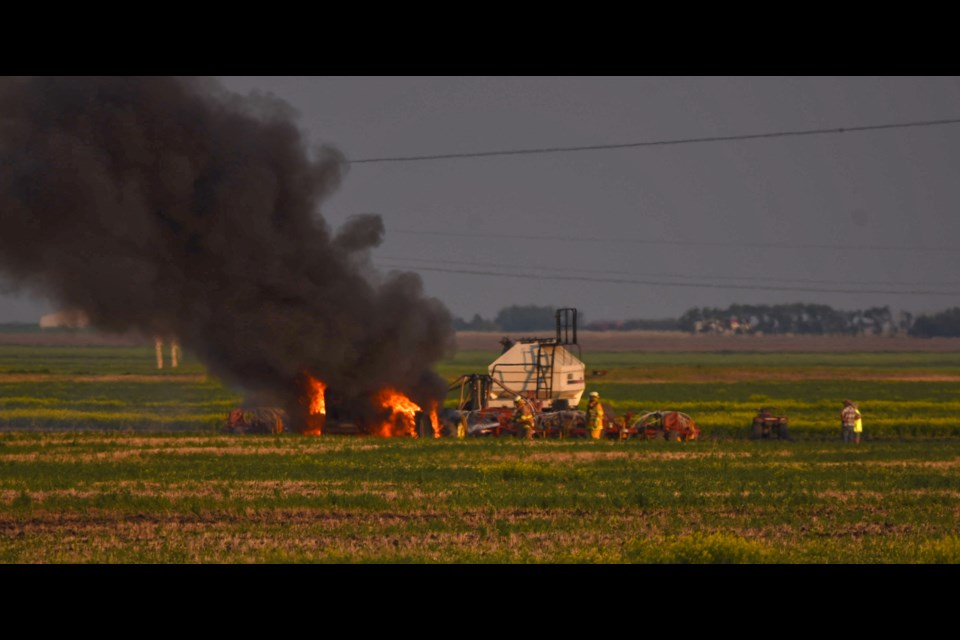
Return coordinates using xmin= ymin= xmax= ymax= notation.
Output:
xmin=0 ymin=77 xmax=454 ymax=426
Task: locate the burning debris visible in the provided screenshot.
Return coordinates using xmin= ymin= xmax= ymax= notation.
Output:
xmin=0 ymin=77 xmax=454 ymax=428
xmin=225 ymin=375 xmax=440 ymax=438
xmin=374 ymin=388 xmax=440 ymax=438
xmin=295 ymin=372 xmax=328 ymax=435
xmin=375 ymin=388 xmax=421 ymax=437
xmin=225 ymin=407 xmax=286 ymax=435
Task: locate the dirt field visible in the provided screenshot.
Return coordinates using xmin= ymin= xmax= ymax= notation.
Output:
xmin=455 ymin=330 xmax=960 ymax=353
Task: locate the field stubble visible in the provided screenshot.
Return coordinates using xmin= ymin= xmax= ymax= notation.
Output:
xmin=1 ymin=434 xmax=959 ymax=563
xmin=1 ymin=332 xmax=960 ymax=563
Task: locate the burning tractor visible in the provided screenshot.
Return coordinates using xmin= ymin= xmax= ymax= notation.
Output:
xmin=224 ymin=373 xmax=441 ymax=439
xmin=441 ymin=308 xmax=622 ymax=439
xmin=617 ymin=410 xmax=701 ymax=441
xmin=750 ymin=407 xmax=790 ymax=440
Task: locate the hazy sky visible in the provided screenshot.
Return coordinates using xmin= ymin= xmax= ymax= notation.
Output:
xmin=3 ymin=76 xmax=959 ymax=324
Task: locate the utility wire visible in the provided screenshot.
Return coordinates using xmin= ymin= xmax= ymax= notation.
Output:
xmin=386 ymin=227 xmax=956 ymax=254
xmin=375 ymin=255 xmax=960 ymax=289
xmin=376 ymin=264 xmax=960 ymax=296
xmin=350 ymin=117 xmax=960 ymax=164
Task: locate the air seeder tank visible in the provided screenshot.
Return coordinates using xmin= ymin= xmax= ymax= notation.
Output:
xmin=486 ymin=308 xmax=586 ymax=409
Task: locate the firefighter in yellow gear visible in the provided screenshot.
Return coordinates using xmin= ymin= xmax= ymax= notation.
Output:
xmin=586 ymin=391 xmax=604 ymax=439
xmin=841 ymin=400 xmax=862 ymax=445
xmin=513 ymin=396 xmax=536 ymax=440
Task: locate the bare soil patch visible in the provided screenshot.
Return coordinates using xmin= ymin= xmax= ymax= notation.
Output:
xmin=456 ymin=330 xmax=960 ymax=353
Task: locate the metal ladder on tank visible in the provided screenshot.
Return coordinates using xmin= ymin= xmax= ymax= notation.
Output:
xmin=534 ymin=308 xmax=578 ymax=402
xmin=535 ymin=344 xmax=555 ymax=401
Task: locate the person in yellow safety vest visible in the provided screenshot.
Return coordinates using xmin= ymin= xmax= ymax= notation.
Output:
xmin=513 ymin=396 xmax=536 ymax=440
xmin=841 ymin=400 xmax=862 ymax=445
xmin=586 ymin=391 xmax=604 ymax=439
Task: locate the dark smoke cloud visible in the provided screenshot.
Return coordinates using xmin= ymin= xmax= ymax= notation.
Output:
xmin=0 ymin=76 xmax=454 ymax=424
xmin=333 ymin=213 xmax=385 ymax=253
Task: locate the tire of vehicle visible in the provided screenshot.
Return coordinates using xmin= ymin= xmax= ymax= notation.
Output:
xmin=777 ymin=422 xmax=791 ymax=440
xmin=751 ymin=420 xmax=763 ymax=439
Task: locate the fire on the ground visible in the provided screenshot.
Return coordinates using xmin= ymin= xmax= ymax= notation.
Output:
xmin=223 ymin=373 xmax=440 ymax=438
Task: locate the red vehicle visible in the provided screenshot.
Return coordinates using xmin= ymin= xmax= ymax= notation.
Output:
xmin=618 ymin=411 xmax=701 ymax=441
xmin=750 ymin=407 xmax=790 ymax=440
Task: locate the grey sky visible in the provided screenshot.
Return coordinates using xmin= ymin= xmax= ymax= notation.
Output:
xmin=3 ymin=76 xmax=959 ymax=324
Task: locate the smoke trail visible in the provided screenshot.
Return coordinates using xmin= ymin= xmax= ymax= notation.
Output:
xmin=0 ymin=76 xmax=454 ymax=424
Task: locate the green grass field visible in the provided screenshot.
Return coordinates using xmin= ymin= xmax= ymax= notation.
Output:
xmin=1 ymin=435 xmax=958 ymax=563
xmin=1 ymin=340 xmax=959 ymax=563
xmin=4 ymin=345 xmax=957 ymax=439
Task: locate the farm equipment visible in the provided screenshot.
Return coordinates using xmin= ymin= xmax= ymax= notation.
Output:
xmin=440 ymin=386 xmax=618 ymax=439
xmin=442 ymin=309 xmax=630 ymax=439
xmin=442 ymin=309 xmax=598 ymax=438
xmin=443 ymin=309 xmax=701 ymax=442
xmin=619 ymin=410 xmax=701 ymax=441
xmin=750 ymin=407 xmax=790 ymax=440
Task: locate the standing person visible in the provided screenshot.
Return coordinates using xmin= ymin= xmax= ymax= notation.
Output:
xmin=586 ymin=391 xmax=604 ymax=440
xmin=852 ymin=402 xmax=863 ymax=444
xmin=841 ymin=400 xmax=862 ymax=444
xmin=513 ymin=396 xmax=536 ymax=440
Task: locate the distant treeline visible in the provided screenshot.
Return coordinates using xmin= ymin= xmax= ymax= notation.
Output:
xmin=908 ymin=307 xmax=960 ymax=338
xmin=454 ymin=304 xmax=960 ymax=338
xmin=8 ymin=304 xmax=960 ymax=338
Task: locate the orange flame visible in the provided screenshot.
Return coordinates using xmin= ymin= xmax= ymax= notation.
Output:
xmin=429 ymin=401 xmax=440 ymax=438
xmin=307 ymin=376 xmax=327 ymax=416
xmin=376 ymin=388 xmax=421 ymax=438
xmin=303 ymin=374 xmax=327 ymax=436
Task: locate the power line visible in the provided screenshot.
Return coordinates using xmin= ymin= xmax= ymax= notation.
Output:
xmin=375 ymin=255 xmax=960 ymax=289
xmin=376 ymin=263 xmax=960 ymax=296
xmin=350 ymin=117 xmax=960 ymax=164
xmin=386 ymin=227 xmax=956 ymax=254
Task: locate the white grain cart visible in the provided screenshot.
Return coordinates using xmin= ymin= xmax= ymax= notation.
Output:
xmin=486 ymin=308 xmax=586 ymax=410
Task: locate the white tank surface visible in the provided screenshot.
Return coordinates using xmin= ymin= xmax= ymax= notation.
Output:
xmin=487 ymin=340 xmax=586 ymax=409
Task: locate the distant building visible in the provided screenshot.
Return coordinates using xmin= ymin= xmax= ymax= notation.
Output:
xmin=39 ymin=309 xmax=90 ymax=329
